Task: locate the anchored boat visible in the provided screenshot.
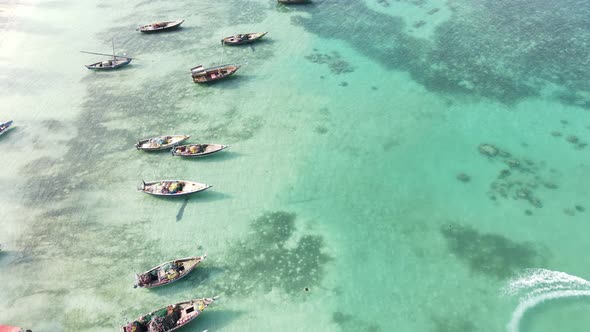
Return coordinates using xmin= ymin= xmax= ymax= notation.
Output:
xmin=135 ymin=135 xmax=191 ymax=151
xmin=0 ymin=120 xmax=13 ymax=137
xmin=139 ymin=180 xmax=211 ymax=197
xmin=135 ymin=255 xmax=207 ymax=289
xmin=137 ymin=20 xmax=185 ymax=33
xmin=82 ymin=40 xmax=134 ymax=70
xmin=171 ymin=144 xmax=228 ymax=158
xmin=191 ymin=64 xmax=240 ymax=83
xmin=122 ymin=297 xmax=218 ymax=332
xmin=221 ymin=32 xmax=267 ymax=45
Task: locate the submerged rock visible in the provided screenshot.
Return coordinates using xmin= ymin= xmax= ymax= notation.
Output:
xmin=505 ymin=159 xmax=520 ymax=168
xmin=478 ymin=143 xmax=499 ymax=157
xmin=456 ymin=173 xmax=471 ymax=183
xmin=498 ymin=169 xmax=511 ymax=179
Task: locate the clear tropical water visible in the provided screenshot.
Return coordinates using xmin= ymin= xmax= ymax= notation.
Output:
xmin=1 ymin=0 xmax=590 ymax=331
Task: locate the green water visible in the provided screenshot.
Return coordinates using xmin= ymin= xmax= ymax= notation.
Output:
xmin=1 ymin=0 xmax=590 ymax=331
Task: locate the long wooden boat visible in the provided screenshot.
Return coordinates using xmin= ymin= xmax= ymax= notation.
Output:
xmin=191 ymin=64 xmax=240 ymax=83
xmin=278 ymin=0 xmax=311 ymax=3
xmin=221 ymin=32 xmax=267 ymax=46
xmin=171 ymin=144 xmax=228 ymax=158
xmin=0 ymin=121 xmax=13 ymax=136
xmin=139 ymin=180 xmax=211 ymax=197
xmin=137 ymin=20 xmax=184 ymax=33
xmin=135 ymin=135 xmax=190 ymax=151
xmin=85 ymin=57 xmax=132 ymax=70
xmin=135 ymin=255 xmax=207 ymax=289
xmin=122 ymin=297 xmax=218 ymax=332
xmin=82 ymin=40 xmax=134 ymax=70
xmin=0 ymin=326 xmax=31 ymax=332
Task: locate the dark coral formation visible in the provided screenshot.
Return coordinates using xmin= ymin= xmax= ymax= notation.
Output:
xmin=6 ymin=207 xmax=162 ymax=330
xmin=556 ymin=133 xmax=588 ymax=149
xmin=315 ymin=126 xmax=329 ymax=134
xmin=456 ymin=173 xmax=471 ymax=183
xmin=413 ymin=20 xmax=427 ymax=29
xmin=441 ymin=224 xmax=545 ymax=279
xmin=478 ymin=143 xmax=556 ymax=209
xmin=427 ymin=8 xmax=440 ymax=15
xmin=41 ymin=119 xmax=67 ymax=131
xmin=215 ymin=212 xmax=330 ymax=296
xmin=292 ymin=0 xmax=590 ymax=106
xmin=305 ymin=51 xmax=355 ymax=75
xmin=432 ymin=315 xmax=476 ymax=332
xmin=376 ymin=0 xmax=390 ymax=7
xmin=333 ymin=311 xmax=381 ymax=332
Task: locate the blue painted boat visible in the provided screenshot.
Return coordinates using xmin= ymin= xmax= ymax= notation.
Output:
xmin=0 ymin=120 xmax=13 ymax=136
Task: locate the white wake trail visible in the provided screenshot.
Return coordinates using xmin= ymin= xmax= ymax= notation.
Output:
xmin=504 ymin=268 xmax=590 ymax=332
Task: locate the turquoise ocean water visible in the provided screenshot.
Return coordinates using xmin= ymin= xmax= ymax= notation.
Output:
xmin=1 ymin=0 xmax=590 ymax=331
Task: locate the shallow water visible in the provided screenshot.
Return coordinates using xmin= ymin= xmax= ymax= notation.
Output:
xmin=1 ymin=0 xmax=590 ymax=331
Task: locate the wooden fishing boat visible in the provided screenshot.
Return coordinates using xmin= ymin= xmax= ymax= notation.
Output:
xmin=191 ymin=64 xmax=240 ymax=83
xmin=137 ymin=20 xmax=184 ymax=33
xmin=135 ymin=135 xmax=190 ymax=151
xmin=171 ymin=144 xmax=228 ymax=158
xmin=135 ymin=255 xmax=206 ymax=289
xmin=0 ymin=120 xmax=13 ymax=137
xmin=139 ymin=180 xmax=211 ymax=197
xmin=122 ymin=297 xmax=218 ymax=332
xmin=0 ymin=326 xmax=32 ymax=332
xmin=221 ymin=32 xmax=267 ymax=46
xmin=82 ymin=40 xmax=134 ymax=70
xmin=85 ymin=57 xmax=131 ymax=70
xmin=278 ymin=0 xmax=311 ymax=3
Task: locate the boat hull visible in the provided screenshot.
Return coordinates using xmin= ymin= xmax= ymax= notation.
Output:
xmin=140 ymin=180 xmax=211 ymax=197
xmin=122 ymin=297 xmax=218 ymax=332
xmin=222 ymin=32 xmax=267 ymax=46
xmin=136 ymin=135 xmax=191 ymax=151
xmin=135 ymin=255 xmax=206 ymax=289
xmin=191 ymin=65 xmax=240 ymax=84
xmin=85 ymin=58 xmax=132 ymax=70
xmin=171 ymin=144 xmax=228 ymax=158
xmin=0 ymin=121 xmax=13 ymax=136
xmin=139 ymin=20 xmax=185 ymax=33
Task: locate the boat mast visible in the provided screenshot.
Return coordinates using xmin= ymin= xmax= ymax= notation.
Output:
xmin=112 ymin=38 xmax=116 ymax=61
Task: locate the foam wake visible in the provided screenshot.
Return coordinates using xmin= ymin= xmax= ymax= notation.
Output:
xmin=504 ymin=268 xmax=590 ymax=332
